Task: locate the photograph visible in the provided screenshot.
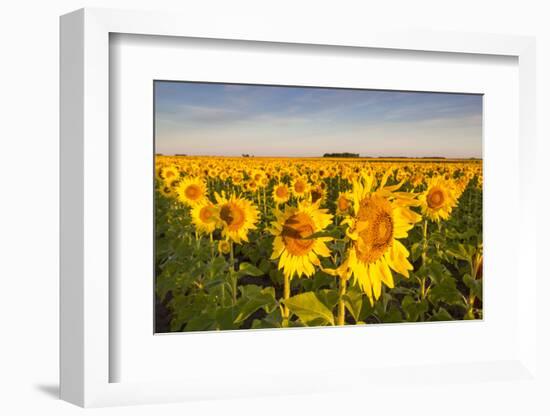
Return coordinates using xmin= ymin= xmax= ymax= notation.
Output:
xmin=154 ymin=81 xmax=483 ymax=333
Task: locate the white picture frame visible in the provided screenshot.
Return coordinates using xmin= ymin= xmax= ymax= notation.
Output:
xmin=60 ymin=7 xmax=539 ymax=408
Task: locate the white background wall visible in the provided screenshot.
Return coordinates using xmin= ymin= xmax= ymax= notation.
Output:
xmin=0 ymin=0 xmax=548 ymax=414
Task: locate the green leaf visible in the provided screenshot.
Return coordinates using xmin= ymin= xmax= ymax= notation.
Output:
xmin=184 ymin=313 xmax=216 ymax=332
xmin=428 ymin=307 xmax=454 ymax=321
xmin=381 ymin=305 xmax=402 ymax=323
xmin=259 ymin=258 xmax=271 ymax=273
xmin=463 ymin=273 xmax=482 ymax=300
xmin=343 ymin=289 xmax=363 ymax=322
xmin=251 ymin=319 xmax=263 ymax=329
xmin=156 ymin=272 xmax=176 ymax=301
xmin=204 ymin=278 xmax=225 ymax=290
xmin=236 ymin=262 xmax=264 ymax=278
xmin=269 ymin=268 xmax=283 ymax=285
xmin=411 ymin=242 xmax=423 ymax=262
xmin=310 ymin=271 xmax=335 ymax=291
xmin=358 ymin=297 xmax=374 ymax=321
xmin=261 ymin=308 xmax=283 ymax=328
xmin=316 ymin=289 xmax=339 ymax=311
xmin=446 ymin=244 xmax=474 ymax=262
xmin=215 ymin=306 xmax=239 ymax=330
xmin=429 ymin=231 xmax=446 ymax=245
xmin=302 ymin=228 xmax=340 ymax=240
xmin=234 ymin=286 xmax=277 ymax=324
xmin=428 ymin=277 xmax=465 ymax=307
xmin=401 ymin=295 xmax=428 ymax=322
xmin=284 ymin=292 xmax=335 ymax=325
xmin=427 ymin=261 xmax=451 ymax=284
xmin=207 ymin=256 xmax=228 ymax=277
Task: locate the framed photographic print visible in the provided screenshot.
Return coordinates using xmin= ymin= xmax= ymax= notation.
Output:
xmin=60 ymin=7 xmax=540 ymax=409
xmin=153 ymin=81 xmax=483 ymax=333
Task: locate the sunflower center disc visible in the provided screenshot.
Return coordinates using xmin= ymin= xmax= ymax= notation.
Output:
xmin=337 ymin=196 xmax=349 ymax=211
xmin=276 ymin=186 xmax=288 ymax=198
xmin=311 ymin=190 xmax=322 ymax=203
xmin=185 ymin=184 xmax=201 ymax=200
xmin=199 ymin=206 xmax=213 ymax=222
xmin=281 ymin=213 xmax=315 ymax=256
xmin=220 ymin=203 xmax=246 ymax=231
xmin=294 ymin=181 xmax=306 ymax=193
xmin=427 ymin=188 xmax=445 ymax=209
xmin=356 ymin=196 xmax=394 ymax=264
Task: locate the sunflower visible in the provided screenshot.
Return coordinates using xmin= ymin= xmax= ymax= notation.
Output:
xmin=158 ymin=183 xmax=175 ymax=199
xmin=219 ymin=171 xmax=229 ymax=182
xmin=231 ymin=172 xmax=244 ymax=185
xmin=176 ymin=177 xmax=208 ymax=207
xmin=161 ymin=165 xmax=179 ymax=184
xmin=251 ymin=169 xmax=266 ymax=184
xmin=269 ymin=201 xmax=333 ymax=280
xmin=419 ymin=176 xmax=458 ymax=222
xmin=218 ymin=239 xmax=231 ymax=255
xmin=410 ymin=173 xmax=423 ymax=188
xmin=344 ymin=172 xmax=421 ymax=304
xmin=155 ymin=163 xmax=163 ymax=181
xmin=309 ymin=185 xmax=325 ymax=205
xmin=259 ymin=176 xmax=270 ymax=188
xmin=246 ymin=180 xmax=259 ymax=192
xmin=215 ymin=193 xmax=259 ymax=244
xmin=191 ymin=202 xmax=217 ymax=235
xmin=291 ymin=176 xmax=309 ymax=199
xmin=272 ymin=183 xmax=291 ymax=204
xmin=336 ymin=191 xmax=352 ymax=215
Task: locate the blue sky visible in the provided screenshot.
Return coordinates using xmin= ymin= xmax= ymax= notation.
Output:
xmin=154 ymin=81 xmax=482 ymax=158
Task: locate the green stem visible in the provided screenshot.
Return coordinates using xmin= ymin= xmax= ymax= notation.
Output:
xmin=282 ymin=273 xmax=290 ymax=323
xmin=467 ymin=251 xmax=482 ymax=319
xmin=420 ymin=219 xmax=428 ymax=300
xmin=337 ymin=278 xmax=347 ymax=326
xmin=209 ymin=233 xmax=214 ymax=259
xmin=195 ymin=230 xmax=200 ymax=250
xmin=263 ymin=186 xmax=267 ymax=217
xmin=229 ymin=241 xmax=237 ymax=305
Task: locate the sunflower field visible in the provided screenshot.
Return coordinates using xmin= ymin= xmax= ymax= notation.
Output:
xmin=155 ymin=156 xmax=483 ymax=332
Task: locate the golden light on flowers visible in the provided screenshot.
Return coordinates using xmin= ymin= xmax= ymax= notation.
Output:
xmin=410 ymin=173 xmax=423 ymax=188
xmin=345 ymin=173 xmax=421 ymax=303
xmin=218 ymin=239 xmax=231 ymax=254
xmin=252 ymin=169 xmax=265 ymax=183
xmin=159 ymin=184 xmax=175 ymax=199
xmin=419 ymin=176 xmax=458 ymax=222
xmin=176 ymin=176 xmax=208 ymax=207
xmin=259 ymin=176 xmax=269 ymax=188
xmin=269 ymin=202 xmax=333 ymax=279
xmin=291 ymin=176 xmax=309 ymax=198
xmin=232 ymin=172 xmax=244 ymax=184
xmin=155 ymin=153 xmax=483 ymax=329
xmin=355 ymin=196 xmax=395 ymax=263
xmin=273 ymin=183 xmax=291 ymax=204
xmin=191 ymin=202 xmax=217 ymax=235
xmin=161 ymin=165 xmax=179 ymax=183
xmin=215 ymin=193 xmax=259 ymax=244
xmin=309 ymin=185 xmax=325 ymax=205
xmin=336 ymin=192 xmax=352 ymax=215
xmin=247 ymin=180 xmax=259 ymax=192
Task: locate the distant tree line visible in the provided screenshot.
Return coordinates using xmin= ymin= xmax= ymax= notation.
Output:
xmin=322 ymin=152 xmax=360 ymax=158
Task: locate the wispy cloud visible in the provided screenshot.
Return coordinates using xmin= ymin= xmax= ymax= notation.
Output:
xmin=154 ymin=81 xmax=482 ymax=158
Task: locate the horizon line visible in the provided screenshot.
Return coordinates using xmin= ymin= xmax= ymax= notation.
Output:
xmin=155 ymin=153 xmax=483 ymax=160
